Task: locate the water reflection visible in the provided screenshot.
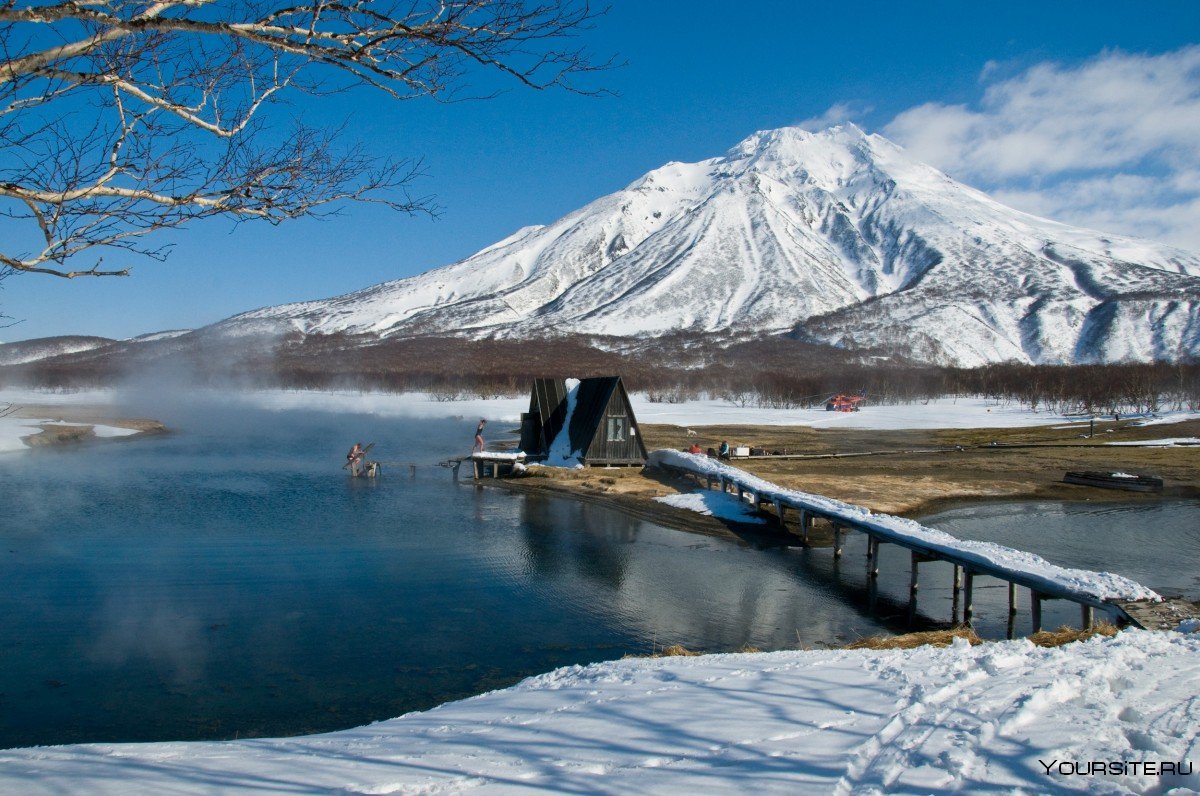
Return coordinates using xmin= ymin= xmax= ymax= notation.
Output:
xmin=0 ymin=404 xmax=896 ymax=750
xmin=9 ymin=394 xmax=1190 ymax=750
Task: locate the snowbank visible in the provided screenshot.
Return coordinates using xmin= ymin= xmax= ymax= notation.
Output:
xmin=655 ymin=491 xmax=767 ymax=524
xmin=2 ymin=631 xmax=1196 ymax=794
xmin=1106 ymin=437 xmax=1200 ymax=447
xmin=4 ymin=388 xmax=1197 ymax=431
xmin=631 ymin=397 xmax=1200 ymax=430
xmin=471 ymin=451 xmax=525 ymax=461
xmin=0 ymin=415 xmax=38 ymax=453
xmin=543 ymin=378 xmax=583 ymax=466
xmin=648 ymin=450 xmax=1161 ymax=604
xmin=0 ymin=415 xmax=139 ymax=453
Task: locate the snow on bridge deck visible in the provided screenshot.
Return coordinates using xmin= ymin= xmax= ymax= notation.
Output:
xmin=648 ymin=450 xmax=1161 ymax=623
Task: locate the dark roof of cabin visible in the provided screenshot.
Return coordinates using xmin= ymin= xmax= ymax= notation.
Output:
xmin=524 ymin=376 xmax=645 ymax=461
xmin=566 ymin=377 xmax=621 ymax=456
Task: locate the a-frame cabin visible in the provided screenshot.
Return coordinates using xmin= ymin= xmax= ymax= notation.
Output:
xmin=519 ymin=376 xmax=648 ymax=466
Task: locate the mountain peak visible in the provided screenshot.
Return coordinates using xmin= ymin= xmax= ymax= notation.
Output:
xmin=215 ymin=126 xmax=1200 ymax=367
xmin=720 ymin=124 xmax=910 ymax=192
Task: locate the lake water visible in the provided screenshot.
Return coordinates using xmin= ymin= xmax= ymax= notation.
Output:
xmin=2 ymin=401 xmax=1195 ymax=750
xmin=920 ymin=500 xmax=1200 ymax=602
xmin=0 ymin=402 xmax=893 ymax=749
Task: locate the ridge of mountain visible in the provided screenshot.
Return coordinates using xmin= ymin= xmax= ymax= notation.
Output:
xmin=128 ymin=126 xmax=1200 ymax=365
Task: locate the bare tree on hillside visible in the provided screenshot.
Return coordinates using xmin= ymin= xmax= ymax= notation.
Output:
xmin=0 ymin=1 xmax=608 ymax=278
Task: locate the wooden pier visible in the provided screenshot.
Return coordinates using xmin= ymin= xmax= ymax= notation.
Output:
xmin=466 ymin=452 xmax=526 ymax=479
xmin=652 ymin=452 xmax=1181 ymax=635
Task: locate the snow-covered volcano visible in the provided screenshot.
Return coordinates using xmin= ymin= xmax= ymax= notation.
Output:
xmin=218 ymin=125 xmax=1200 ymax=366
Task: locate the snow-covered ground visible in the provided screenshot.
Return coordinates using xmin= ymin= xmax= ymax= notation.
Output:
xmin=655 ymin=491 xmax=769 ymax=524
xmin=0 ymin=414 xmax=137 ymax=453
xmin=1106 ymin=437 xmax=1200 ymax=447
xmin=7 ymin=387 xmax=1195 ymax=432
xmin=2 ymin=631 xmax=1197 ymax=794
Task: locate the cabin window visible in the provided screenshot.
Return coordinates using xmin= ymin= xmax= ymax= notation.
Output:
xmin=607 ymin=415 xmax=627 ymax=440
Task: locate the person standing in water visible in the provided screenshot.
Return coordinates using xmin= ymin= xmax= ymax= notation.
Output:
xmin=473 ymin=419 xmax=487 ymax=453
xmin=346 ymin=442 xmax=365 ymax=476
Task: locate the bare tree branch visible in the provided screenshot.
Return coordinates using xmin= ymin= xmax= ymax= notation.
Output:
xmin=0 ymin=1 xmax=610 ymax=278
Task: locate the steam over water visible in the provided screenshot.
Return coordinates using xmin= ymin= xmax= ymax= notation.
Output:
xmin=0 ymin=399 xmax=895 ymax=749
xmin=2 ymin=397 xmax=1195 ymax=750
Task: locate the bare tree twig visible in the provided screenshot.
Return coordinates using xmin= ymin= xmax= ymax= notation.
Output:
xmin=0 ymin=1 xmax=611 ymax=278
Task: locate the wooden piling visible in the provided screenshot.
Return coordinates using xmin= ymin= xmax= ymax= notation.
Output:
xmin=799 ymin=510 xmax=809 ymax=545
xmin=963 ymin=570 xmax=975 ymax=626
xmin=867 ymin=537 xmax=879 ymax=578
xmin=951 ymin=565 xmax=962 ymax=623
xmin=1031 ymin=590 xmax=1043 ymax=633
xmin=1081 ymin=604 xmax=1094 ymax=630
xmin=833 ymin=524 xmax=843 ymax=558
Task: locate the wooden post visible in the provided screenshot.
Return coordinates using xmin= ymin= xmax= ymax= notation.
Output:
xmin=867 ymin=538 xmax=879 ymax=578
xmin=800 ymin=510 xmax=809 ymax=545
xmin=409 ymin=464 xmax=416 ymax=477
xmin=473 ymin=459 xmax=480 ymax=480
xmin=951 ymin=565 xmax=962 ymax=623
xmin=1031 ymin=591 xmax=1043 ymax=633
xmin=833 ymin=524 xmax=843 ymax=558
xmin=908 ymin=552 xmax=920 ymax=624
xmin=1081 ymin=604 xmax=1094 ymax=630
xmin=963 ymin=570 xmax=975 ymax=625
xmin=1006 ymin=581 xmax=1017 ymax=639
xmin=773 ymin=501 xmax=785 ymax=527
xmin=706 ymin=476 xmax=713 ymax=490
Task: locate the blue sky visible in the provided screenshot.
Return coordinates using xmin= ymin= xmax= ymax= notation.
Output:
xmin=3 ymin=1 xmax=1199 ymax=341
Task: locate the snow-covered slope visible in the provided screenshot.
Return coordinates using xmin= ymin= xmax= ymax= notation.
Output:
xmin=3 ymin=632 xmax=1198 ymax=793
xmin=215 ymin=125 xmax=1200 ymax=366
xmin=0 ymin=336 xmax=114 ymax=366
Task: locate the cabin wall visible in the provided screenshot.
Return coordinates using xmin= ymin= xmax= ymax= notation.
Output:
xmin=584 ymin=384 xmax=646 ymax=464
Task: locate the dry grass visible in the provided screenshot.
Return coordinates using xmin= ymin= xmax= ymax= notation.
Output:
xmin=1028 ymin=622 xmax=1119 ymax=647
xmin=639 ymin=418 xmax=1200 ymax=516
xmin=629 ymin=623 xmax=1122 ymax=661
xmin=655 ymin=644 xmax=700 ymax=657
xmin=843 ymin=622 xmax=1121 ymax=651
xmin=843 ymin=627 xmax=983 ymax=650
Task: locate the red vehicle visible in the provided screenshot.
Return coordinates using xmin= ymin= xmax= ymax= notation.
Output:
xmin=825 ymin=393 xmax=865 ymax=412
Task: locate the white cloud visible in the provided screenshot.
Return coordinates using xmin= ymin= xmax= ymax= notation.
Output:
xmin=882 ymin=46 xmax=1200 ymax=251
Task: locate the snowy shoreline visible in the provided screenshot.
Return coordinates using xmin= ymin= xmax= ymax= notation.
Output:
xmin=2 ymin=631 xmax=1197 ymax=793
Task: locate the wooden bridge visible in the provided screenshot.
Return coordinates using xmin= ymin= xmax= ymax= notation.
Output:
xmin=650 ymin=450 xmax=1182 ymax=636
